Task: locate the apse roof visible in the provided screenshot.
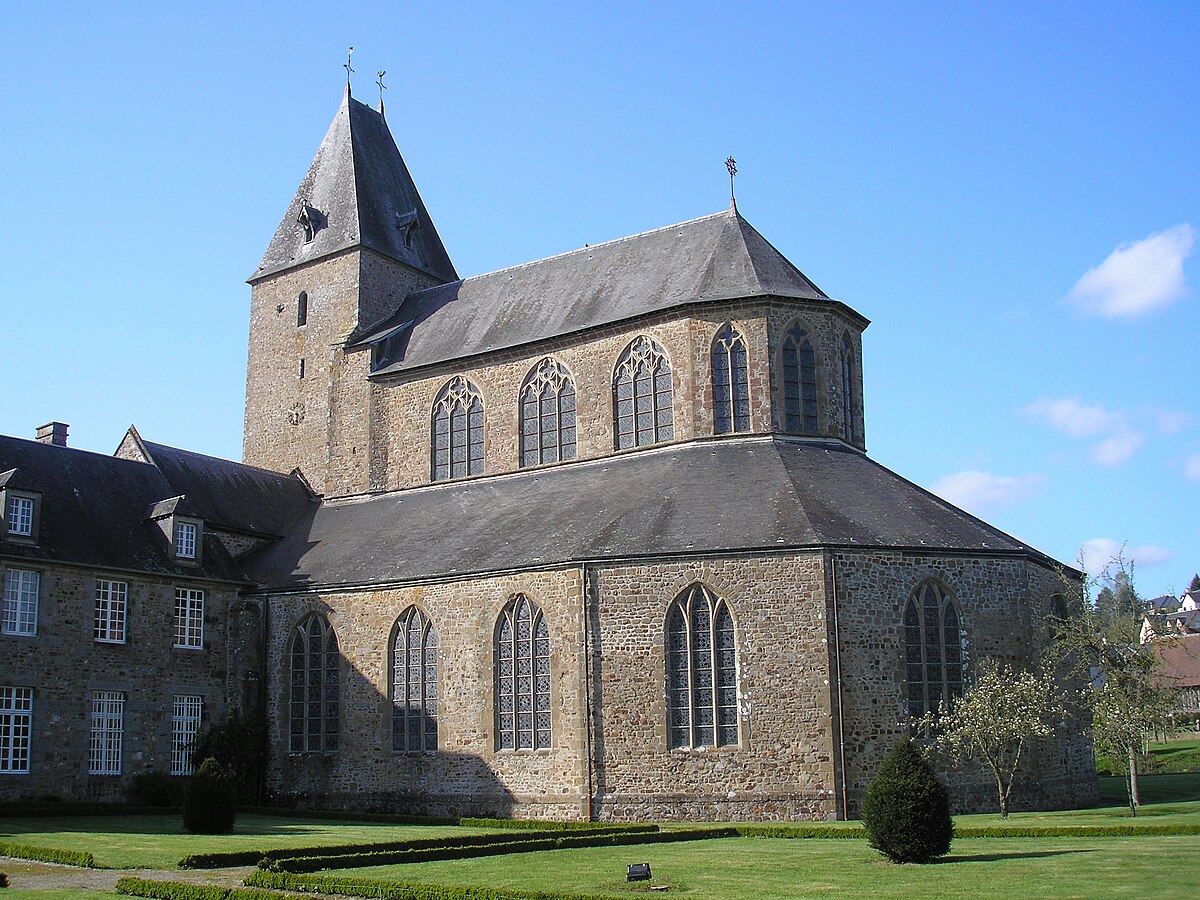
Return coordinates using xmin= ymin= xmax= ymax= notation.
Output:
xmin=252 ymin=89 xmax=457 ymax=284
xmin=243 ymin=438 xmax=1055 ymax=592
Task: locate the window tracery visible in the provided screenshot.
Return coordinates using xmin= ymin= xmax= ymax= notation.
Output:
xmin=495 ymin=595 xmax=551 ymax=750
xmin=391 ymin=607 xmax=438 ymax=753
xmin=712 ymin=324 xmax=750 ymax=434
xmin=782 ymin=322 xmax=818 ymax=435
xmin=613 ymin=336 xmax=673 ymax=449
xmin=667 ymin=584 xmax=738 ymax=749
xmin=904 ymin=580 xmax=963 ymax=718
xmin=432 ymin=376 xmax=484 ymax=481
xmin=520 ymin=358 xmax=577 ymax=467
xmin=289 ymin=614 xmax=339 ymax=753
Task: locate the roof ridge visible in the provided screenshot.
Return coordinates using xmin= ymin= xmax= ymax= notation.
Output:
xmin=416 ymin=209 xmax=733 ymax=291
xmin=143 ymin=440 xmax=311 ymax=481
xmin=0 ymin=433 xmax=156 ymax=468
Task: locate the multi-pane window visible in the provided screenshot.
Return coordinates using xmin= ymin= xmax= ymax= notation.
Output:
xmin=171 ymin=695 xmax=203 ymax=775
xmin=174 ymin=589 xmax=204 ymax=649
xmin=712 ymin=324 xmax=750 ymax=434
xmin=840 ymin=334 xmax=855 ymax=442
xmin=0 ymin=686 xmax=33 ymax=773
xmin=175 ymin=522 xmax=197 ymax=559
xmin=782 ymin=322 xmax=818 ymax=434
xmin=289 ymin=615 xmax=339 ymax=753
xmin=2 ymin=569 xmax=39 ymax=635
xmin=6 ymin=496 xmax=34 ymax=536
xmin=495 ymin=595 xmax=551 ymax=750
xmin=613 ymin=335 xmax=673 ymax=449
xmin=432 ymin=376 xmax=485 ymax=481
xmin=904 ymin=580 xmax=964 ymax=719
xmin=94 ymin=580 xmax=127 ymax=643
xmin=667 ymin=584 xmax=739 ymax=749
xmin=391 ymin=607 xmax=438 ymax=753
xmin=89 ymin=691 xmax=124 ymax=775
xmin=520 ymin=358 xmax=577 ymax=467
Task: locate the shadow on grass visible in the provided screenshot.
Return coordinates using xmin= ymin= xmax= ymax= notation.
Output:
xmin=0 ymin=815 xmax=335 ymax=837
xmin=937 ymin=849 xmax=1098 ymax=864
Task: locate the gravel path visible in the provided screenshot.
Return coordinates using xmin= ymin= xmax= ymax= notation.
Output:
xmin=0 ymin=857 xmax=257 ymax=893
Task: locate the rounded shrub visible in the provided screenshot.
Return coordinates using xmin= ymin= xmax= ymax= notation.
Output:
xmin=183 ymin=757 xmax=238 ymax=834
xmin=861 ymin=738 xmax=952 ymax=863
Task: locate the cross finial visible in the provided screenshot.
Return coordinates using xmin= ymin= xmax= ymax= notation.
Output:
xmin=344 ymin=47 xmax=355 ymax=87
xmin=376 ymin=70 xmax=387 ymax=112
xmin=725 ymin=157 xmax=738 ymax=209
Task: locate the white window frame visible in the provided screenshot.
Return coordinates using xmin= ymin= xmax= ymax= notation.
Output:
xmin=0 ymin=686 xmax=33 ymax=774
xmin=175 ymin=521 xmax=197 ymax=559
xmin=89 ymin=691 xmax=124 ymax=775
xmin=174 ymin=589 xmax=204 ymax=649
xmin=6 ymin=495 xmax=34 ymax=537
xmin=2 ymin=568 xmax=39 ymax=635
xmin=171 ymin=695 xmax=203 ymax=775
xmin=94 ymin=580 xmax=128 ymax=644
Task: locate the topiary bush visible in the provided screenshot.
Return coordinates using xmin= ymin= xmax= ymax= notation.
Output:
xmin=126 ymin=770 xmax=187 ymax=807
xmin=861 ymin=738 xmax=952 ymax=863
xmin=191 ymin=714 xmax=265 ymax=802
xmin=183 ymin=758 xmax=237 ymax=834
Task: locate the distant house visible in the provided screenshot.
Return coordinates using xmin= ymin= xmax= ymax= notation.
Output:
xmin=1152 ymin=634 xmax=1200 ymax=727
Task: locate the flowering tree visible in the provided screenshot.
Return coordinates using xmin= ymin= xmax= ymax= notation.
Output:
xmin=916 ymin=660 xmax=1067 ymax=818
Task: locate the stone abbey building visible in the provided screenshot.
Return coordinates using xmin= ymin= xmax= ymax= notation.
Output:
xmin=0 ymin=87 xmax=1097 ymax=819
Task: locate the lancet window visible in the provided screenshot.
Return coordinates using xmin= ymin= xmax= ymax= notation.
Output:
xmin=495 ymin=595 xmax=551 ymax=750
xmin=667 ymin=584 xmax=739 ymax=749
xmin=904 ymin=580 xmax=963 ymax=718
xmin=520 ymin=358 xmax=577 ymax=467
xmin=391 ymin=607 xmax=438 ymax=753
xmin=782 ymin=322 xmax=818 ymax=435
xmin=840 ymin=334 xmax=855 ymax=442
xmin=432 ymin=376 xmax=484 ymax=481
xmin=289 ymin=614 xmax=339 ymax=753
xmin=613 ymin=336 xmax=674 ymax=449
xmin=712 ymin=324 xmax=750 ymax=434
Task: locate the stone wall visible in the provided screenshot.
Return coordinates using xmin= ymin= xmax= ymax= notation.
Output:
xmin=0 ymin=561 xmax=238 ymax=802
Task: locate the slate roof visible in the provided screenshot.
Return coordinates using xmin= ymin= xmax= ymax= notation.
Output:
xmin=136 ymin=440 xmax=316 ymax=539
xmin=0 ymin=435 xmax=244 ymax=582
xmin=359 ymin=207 xmax=844 ymax=375
xmin=1153 ymin=634 xmax=1200 ymax=689
xmin=252 ymin=88 xmax=457 ymax=284
xmin=244 ymin=437 xmax=1053 ymax=592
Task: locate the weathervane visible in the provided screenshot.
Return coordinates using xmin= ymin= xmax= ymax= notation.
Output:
xmin=344 ymin=47 xmax=355 ymax=86
xmin=726 ymin=156 xmax=738 ymax=208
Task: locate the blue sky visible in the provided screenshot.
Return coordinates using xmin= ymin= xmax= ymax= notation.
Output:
xmin=2 ymin=1 xmax=1196 ymax=598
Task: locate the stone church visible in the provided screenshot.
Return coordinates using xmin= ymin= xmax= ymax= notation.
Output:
xmin=0 ymin=87 xmax=1097 ymax=820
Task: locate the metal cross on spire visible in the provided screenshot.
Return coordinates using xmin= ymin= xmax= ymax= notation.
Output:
xmin=726 ymin=156 xmax=738 ymax=208
xmin=376 ymin=70 xmax=387 ymax=106
xmin=344 ymin=47 xmax=356 ymax=87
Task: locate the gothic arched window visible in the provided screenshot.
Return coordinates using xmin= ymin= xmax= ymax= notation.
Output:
xmin=839 ymin=334 xmax=855 ymax=442
xmin=432 ymin=376 xmax=484 ymax=481
xmin=297 ymin=291 xmax=308 ymax=327
xmin=1050 ymin=593 xmax=1069 ymax=640
xmin=495 ymin=595 xmax=551 ymax=750
xmin=666 ymin=584 xmax=739 ymax=749
xmin=904 ymin=580 xmax=963 ymax=718
xmin=613 ymin=336 xmax=673 ymax=449
xmin=289 ymin=614 xmax=339 ymax=753
xmin=391 ymin=607 xmax=438 ymax=753
xmin=712 ymin=324 xmax=750 ymax=434
xmin=782 ymin=322 xmax=818 ymax=435
xmin=520 ymin=358 xmax=577 ymax=467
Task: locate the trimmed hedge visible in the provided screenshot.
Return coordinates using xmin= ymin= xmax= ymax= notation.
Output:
xmin=457 ymin=818 xmax=654 ymax=833
xmin=116 ymin=878 xmax=285 ymax=900
xmin=246 ymin=870 xmax=626 ymax=900
xmin=271 ymin=827 xmax=738 ymax=873
xmin=733 ymin=824 xmax=867 ymax=839
xmin=0 ymin=842 xmax=95 ymax=868
xmin=238 ymin=806 xmax=459 ymax=827
xmin=952 ymin=823 xmax=1200 ymax=838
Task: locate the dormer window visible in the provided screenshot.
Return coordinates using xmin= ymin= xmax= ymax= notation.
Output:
xmin=7 ymin=496 xmax=34 ymax=536
xmin=175 ymin=521 xmax=197 ymax=559
xmin=1 ymin=477 xmax=40 ymax=544
xmin=297 ymin=204 xmax=317 ymax=243
xmin=395 ymin=209 xmax=419 ymax=250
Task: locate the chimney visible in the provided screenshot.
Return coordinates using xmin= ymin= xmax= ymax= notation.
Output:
xmin=36 ymin=422 xmax=69 ymax=447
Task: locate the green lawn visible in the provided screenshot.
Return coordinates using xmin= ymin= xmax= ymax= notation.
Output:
xmin=1097 ymin=737 xmax=1200 ymax=776
xmin=0 ymin=814 xmax=494 ymax=869
xmin=335 ymin=835 xmax=1200 ymax=899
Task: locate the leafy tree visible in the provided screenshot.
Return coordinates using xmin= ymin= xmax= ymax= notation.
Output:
xmin=861 ymin=738 xmax=952 ymax=863
xmin=183 ymin=757 xmax=237 ymax=834
xmin=192 ymin=713 xmax=265 ymax=802
xmin=917 ymin=659 xmax=1067 ymax=818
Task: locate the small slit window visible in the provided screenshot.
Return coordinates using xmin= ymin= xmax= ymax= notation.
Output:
xmin=297 ymin=292 xmax=308 ymax=327
xmin=840 ymin=334 xmax=855 ymax=442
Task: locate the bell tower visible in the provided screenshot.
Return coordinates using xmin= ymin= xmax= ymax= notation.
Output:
xmin=243 ymin=86 xmax=457 ymax=495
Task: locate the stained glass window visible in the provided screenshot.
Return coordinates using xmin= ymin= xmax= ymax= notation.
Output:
xmin=289 ymin=615 xmax=339 ymax=753
xmin=712 ymin=324 xmax=750 ymax=434
xmin=432 ymin=376 xmax=485 ymax=481
xmin=520 ymin=358 xmax=577 ymax=467
xmin=782 ymin=322 xmax=818 ymax=434
xmin=495 ymin=595 xmax=551 ymax=750
xmin=614 ymin=336 xmax=673 ymax=449
xmin=392 ymin=607 xmax=438 ymax=753
xmin=904 ymin=580 xmax=964 ymax=718
xmin=667 ymin=584 xmax=739 ymax=749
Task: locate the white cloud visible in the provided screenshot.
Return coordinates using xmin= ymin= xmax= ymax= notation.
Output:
xmin=1090 ymin=429 xmax=1145 ymax=467
xmin=1026 ymin=397 xmax=1122 ymax=438
xmin=930 ymin=471 xmax=1044 ymax=515
xmin=1066 ymin=224 xmax=1196 ymax=318
xmin=1152 ymin=408 xmax=1192 ymax=435
xmin=1078 ymin=538 xmax=1173 ymax=579
xmin=1185 ymin=454 xmax=1200 ymax=481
